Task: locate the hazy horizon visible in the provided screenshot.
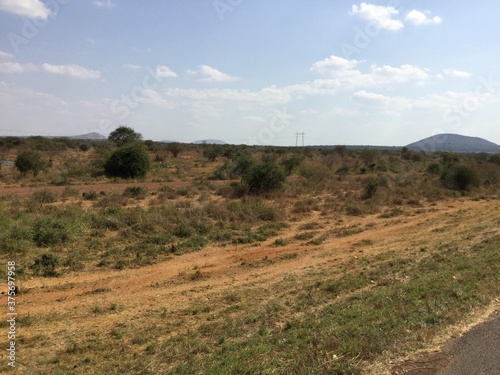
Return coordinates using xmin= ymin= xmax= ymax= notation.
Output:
xmin=1 ymin=1 xmax=499 ymax=146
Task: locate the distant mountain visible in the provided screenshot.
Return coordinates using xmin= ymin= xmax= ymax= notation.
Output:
xmin=406 ymin=134 xmax=500 ymax=153
xmin=192 ymin=139 xmax=227 ymax=145
xmin=68 ymin=132 xmax=107 ymax=140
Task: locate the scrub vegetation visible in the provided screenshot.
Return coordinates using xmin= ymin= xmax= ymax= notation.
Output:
xmin=0 ymin=132 xmax=499 ymax=374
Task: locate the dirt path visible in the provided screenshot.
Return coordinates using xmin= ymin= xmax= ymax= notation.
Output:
xmin=0 ymin=181 xmax=205 ymax=197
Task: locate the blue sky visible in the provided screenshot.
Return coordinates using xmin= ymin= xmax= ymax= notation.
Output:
xmin=0 ymin=0 xmax=499 ymax=146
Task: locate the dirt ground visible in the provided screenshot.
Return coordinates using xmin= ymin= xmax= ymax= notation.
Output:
xmin=0 ymin=181 xmax=200 ymax=197
xmin=7 ymin=183 xmax=500 ymax=373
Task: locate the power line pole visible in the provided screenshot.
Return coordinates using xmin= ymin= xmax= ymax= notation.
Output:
xmin=295 ymin=132 xmax=305 ymax=147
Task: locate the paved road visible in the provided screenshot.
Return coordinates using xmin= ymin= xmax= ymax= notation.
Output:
xmin=441 ymin=310 xmax=500 ymax=375
xmin=392 ymin=310 xmax=500 ymax=375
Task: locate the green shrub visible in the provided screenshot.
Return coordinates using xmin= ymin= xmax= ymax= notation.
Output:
xmin=490 ymin=154 xmax=500 ymax=166
xmin=427 ymin=162 xmax=442 ymax=175
xmin=203 ymin=147 xmax=221 ymax=162
xmin=441 ymin=164 xmax=480 ymax=191
xmin=82 ymin=191 xmax=98 ymax=200
xmin=32 ymin=216 xmax=72 ymax=247
xmin=31 ymin=253 xmax=60 ymax=277
xmin=335 ymin=165 xmax=350 ymax=178
xmin=104 ymin=143 xmax=151 ymax=179
xmin=123 ymin=186 xmax=148 ymax=199
xmin=362 ymin=177 xmax=379 ymax=200
xmin=167 ymin=142 xmax=183 ymax=158
xmin=242 ymin=162 xmax=286 ymax=194
xmin=281 ymin=155 xmax=304 ymax=176
xmin=32 ymin=189 xmax=57 ymax=204
xmin=15 ymin=150 xmax=47 ymax=176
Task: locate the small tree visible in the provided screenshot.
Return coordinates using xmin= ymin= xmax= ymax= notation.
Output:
xmin=242 ymin=162 xmax=286 ymax=194
xmin=104 ymin=143 xmax=151 ymax=179
xmin=15 ymin=150 xmax=47 ymax=176
xmin=108 ymin=126 xmax=142 ymax=146
xmin=167 ymin=142 xmax=183 ymax=158
xmin=203 ymin=147 xmax=221 ymax=162
xmin=281 ymin=155 xmax=304 ymax=176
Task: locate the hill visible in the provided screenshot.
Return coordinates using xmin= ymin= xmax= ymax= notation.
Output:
xmin=406 ymin=134 xmax=500 ymax=153
xmin=192 ymin=139 xmax=227 ymax=145
xmin=68 ymin=132 xmax=107 ymax=140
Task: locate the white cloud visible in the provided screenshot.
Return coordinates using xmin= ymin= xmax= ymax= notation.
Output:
xmin=0 ymin=51 xmax=14 ymax=59
xmin=351 ymin=90 xmax=411 ymax=110
xmin=308 ymin=55 xmax=430 ymax=91
xmin=241 ymin=116 xmax=266 ymax=123
xmin=444 ymin=69 xmax=472 ymax=78
xmin=405 ymin=10 xmax=442 ymax=26
xmin=189 ymin=65 xmax=239 ymax=82
xmin=123 ymin=63 xmax=141 ymax=70
xmin=351 ymin=2 xmax=404 ymax=31
xmin=370 ymin=64 xmax=429 ymax=83
xmin=412 ymin=91 xmax=495 ymax=112
xmin=42 ymin=64 xmax=101 ymax=79
xmin=0 ymin=0 xmax=50 ymax=19
xmin=137 ymin=89 xmax=175 ymax=108
xmin=0 ymin=62 xmax=37 ymax=74
xmin=155 ymin=65 xmax=177 ymax=78
xmin=351 ymin=90 xmax=391 ymax=105
xmin=311 ymin=55 xmax=360 ymax=76
xmin=93 ymin=0 xmax=117 ymax=9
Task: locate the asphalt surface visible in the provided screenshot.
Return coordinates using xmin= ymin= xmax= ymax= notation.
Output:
xmin=441 ymin=310 xmax=500 ymax=375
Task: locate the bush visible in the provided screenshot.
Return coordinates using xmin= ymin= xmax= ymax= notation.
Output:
xmin=281 ymin=155 xmax=304 ymax=176
xmin=123 ymin=186 xmax=148 ymax=199
xmin=167 ymin=142 xmax=183 ymax=158
xmin=203 ymin=147 xmax=221 ymax=162
xmin=79 ymin=143 xmax=90 ymax=152
xmin=82 ymin=191 xmax=98 ymax=200
xmin=490 ymin=154 xmax=500 ymax=166
xmin=31 ymin=253 xmax=60 ymax=277
xmin=427 ymin=162 xmax=442 ymax=175
xmin=441 ymin=164 xmax=480 ymax=191
xmin=32 ymin=189 xmax=57 ymax=204
xmin=362 ymin=177 xmax=379 ymax=200
xmin=32 ymin=216 xmax=72 ymax=247
xmin=242 ymin=162 xmax=286 ymax=194
xmin=104 ymin=143 xmax=151 ymax=179
xmin=15 ymin=150 xmax=47 ymax=176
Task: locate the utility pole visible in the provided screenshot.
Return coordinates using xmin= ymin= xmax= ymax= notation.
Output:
xmin=295 ymin=132 xmax=305 ymax=147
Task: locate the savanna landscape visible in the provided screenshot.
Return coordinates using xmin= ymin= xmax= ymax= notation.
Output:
xmin=0 ymin=129 xmax=499 ymax=374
